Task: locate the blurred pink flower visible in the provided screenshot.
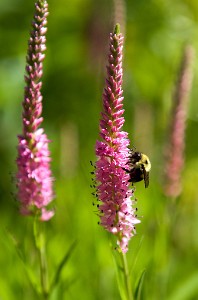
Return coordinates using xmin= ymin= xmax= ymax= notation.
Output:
xmin=16 ymin=0 xmax=54 ymax=221
xmin=164 ymin=45 xmax=194 ymax=198
xmin=95 ymin=24 xmax=140 ymax=253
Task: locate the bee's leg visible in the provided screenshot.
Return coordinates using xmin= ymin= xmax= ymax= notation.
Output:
xmin=122 ymin=167 xmax=130 ymax=173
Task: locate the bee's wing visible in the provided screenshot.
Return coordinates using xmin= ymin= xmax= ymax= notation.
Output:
xmin=143 ymin=167 xmax=149 ymax=188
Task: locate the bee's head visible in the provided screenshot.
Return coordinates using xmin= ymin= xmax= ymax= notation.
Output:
xmin=140 ymin=153 xmax=151 ymax=172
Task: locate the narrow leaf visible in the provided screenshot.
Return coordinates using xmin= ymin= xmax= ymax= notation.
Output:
xmin=51 ymin=240 xmax=77 ymax=291
xmin=134 ymin=269 xmax=146 ymax=300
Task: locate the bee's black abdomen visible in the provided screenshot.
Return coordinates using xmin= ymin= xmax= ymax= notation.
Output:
xmin=128 ymin=167 xmax=144 ymax=183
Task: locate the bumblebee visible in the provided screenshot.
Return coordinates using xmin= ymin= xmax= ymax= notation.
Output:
xmin=123 ymin=150 xmax=151 ymax=188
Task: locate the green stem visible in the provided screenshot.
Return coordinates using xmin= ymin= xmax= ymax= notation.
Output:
xmin=33 ymin=217 xmax=49 ymax=300
xmin=120 ymin=252 xmax=133 ymax=300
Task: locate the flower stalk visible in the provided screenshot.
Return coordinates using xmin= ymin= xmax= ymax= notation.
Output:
xmin=113 ymin=249 xmax=133 ymax=300
xmin=34 ymin=217 xmax=49 ymax=299
xmin=94 ymin=24 xmax=139 ymax=298
xmin=121 ymin=252 xmax=133 ymax=300
xmin=15 ymin=0 xmax=53 ymax=298
xmin=39 ymin=244 xmax=49 ymax=299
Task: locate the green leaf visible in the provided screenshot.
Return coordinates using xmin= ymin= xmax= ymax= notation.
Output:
xmin=50 ymin=240 xmax=77 ymax=291
xmin=134 ymin=269 xmax=146 ymax=300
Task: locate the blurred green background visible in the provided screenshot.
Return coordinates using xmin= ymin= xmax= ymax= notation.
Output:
xmin=1 ymin=0 xmax=198 ymax=299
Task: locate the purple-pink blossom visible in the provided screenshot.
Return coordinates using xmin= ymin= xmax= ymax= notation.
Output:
xmin=16 ymin=0 xmax=54 ymax=221
xmin=95 ymin=24 xmax=140 ymax=253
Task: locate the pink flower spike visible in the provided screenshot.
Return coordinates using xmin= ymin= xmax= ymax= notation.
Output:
xmin=16 ymin=0 xmax=54 ymax=221
xmin=94 ymin=24 xmax=140 ymax=253
xmin=164 ymin=45 xmax=194 ymax=198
